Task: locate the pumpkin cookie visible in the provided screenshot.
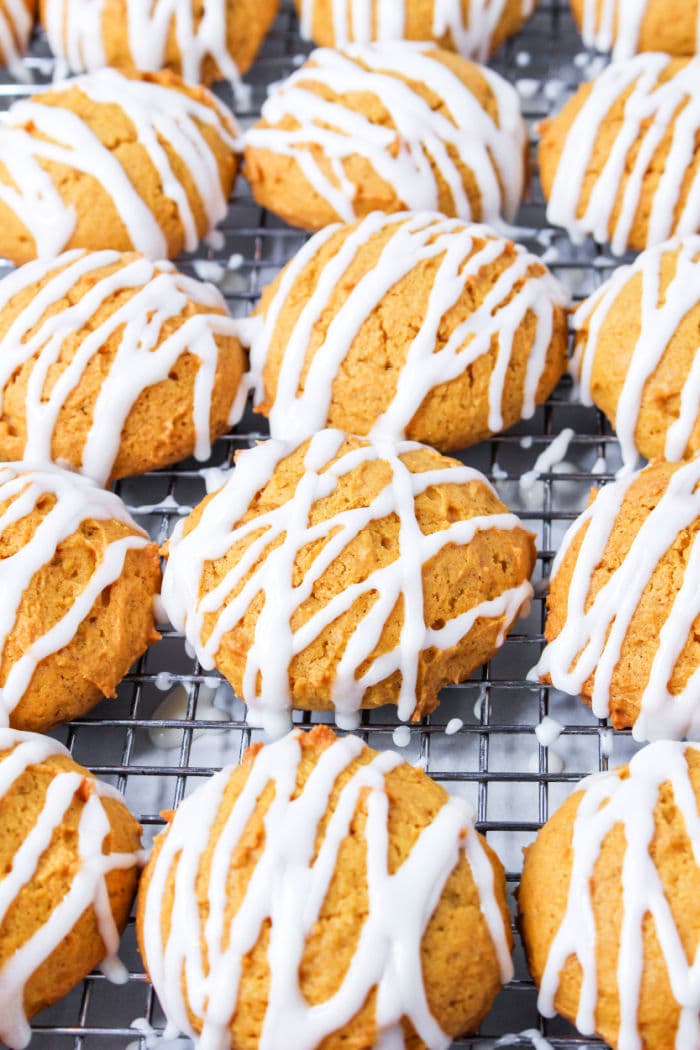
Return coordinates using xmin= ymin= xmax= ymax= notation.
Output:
xmin=571 ymin=0 xmax=700 ymax=59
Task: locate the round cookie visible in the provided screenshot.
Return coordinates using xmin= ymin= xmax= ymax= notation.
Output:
xmin=0 ymin=729 xmax=142 ymax=1050
xmin=296 ymin=0 xmax=535 ymax=61
xmin=0 ymin=250 xmax=246 ymax=485
xmin=519 ymin=740 xmax=700 ymax=1050
xmin=573 ymin=236 xmax=700 ymax=472
xmin=0 ymin=0 xmax=34 ymax=75
xmin=242 ymin=212 xmax=569 ymax=451
xmin=536 ymin=456 xmax=700 ymax=741
xmin=137 ymin=724 xmax=513 ymax=1049
xmin=0 ymin=463 xmax=161 ymax=732
xmin=0 ymin=67 xmax=239 ymax=265
xmin=244 ymin=43 xmax=526 ymax=232
xmin=571 ymin=0 xmax=700 ymax=60
xmin=539 ymin=54 xmax=700 ymax=255
xmin=161 ymin=429 xmax=536 ymax=733
xmin=41 ymin=0 xmax=278 ymax=85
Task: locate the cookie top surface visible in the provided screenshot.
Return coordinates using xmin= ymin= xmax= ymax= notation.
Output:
xmin=161 ymin=429 xmax=535 ymax=733
xmin=137 ymin=724 xmax=513 ymax=1049
xmin=0 ymin=67 xmax=239 ymax=262
xmin=573 ymin=235 xmax=700 ymax=470
xmin=41 ymin=0 xmax=278 ymax=85
xmin=0 ymin=728 xmax=142 ymax=1050
xmin=539 ymin=53 xmax=700 ymax=255
xmin=242 ymin=211 xmax=569 ymax=451
xmin=520 ymin=740 xmax=700 ymax=1050
xmin=536 ymin=456 xmax=700 ymax=741
xmin=571 ymin=0 xmax=700 ymax=60
xmin=0 ymin=249 xmax=243 ymax=484
xmin=296 ymin=0 xmax=536 ymax=61
xmin=244 ymin=43 xmax=526 ymax=229
xmin=0 ymin=463 xmax=156 ymax=727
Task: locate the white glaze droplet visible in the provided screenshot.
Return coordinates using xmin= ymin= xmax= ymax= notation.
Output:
xmin=392 ymin=725 xmax=411 ymax=748
xmin=445 ymin=717 xmax=463 ymax=735
xmin=535 ymin=715 xmax=563 ymax=748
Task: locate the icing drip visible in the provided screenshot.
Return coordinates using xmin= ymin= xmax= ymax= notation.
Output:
xmin=536 ymin=741 xmax=700 ymax=1050
xmin=161 ymin=428 xmax=534 ymax=733
xmin=239 ymin=212 xmax=569 ymax=444
xmin=0 ymin=250 xmax=239 ymax=485
xmin=298 ymin=0 xmax=536 ymax=62
xmin=579 ymin=0 xmax=700 ymax=60
xmin=535 ymin=456 xmax=700 ymax=742
xmin=43 ymin=0 xmax=244 ymax=88
xmin=0 ymin=729 xmax=143 ymax=1050
xmin=0 ymin=68 xmax=238 ymax=260
xmin=545 ymin=54 xmax=700 ymax=255
xmin=245 ymin=44 xmax=526 ymax=225
xmin=574 ymin=235 xmax=700 ymax=472
xmin=0 ymin=464 xmax=150 ymax=724
xmin=0 ymin=0 xmax=32 ymax=79
xmin=142 ymin=728 xmax=513 ymax=1049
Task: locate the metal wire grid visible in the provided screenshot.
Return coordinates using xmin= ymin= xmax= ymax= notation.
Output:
xmin=0 ymin=2 xmax=642 ymax=1047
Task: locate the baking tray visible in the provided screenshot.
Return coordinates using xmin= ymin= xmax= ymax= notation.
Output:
xmin=0 ymin=2 xmax=640 ymax=1046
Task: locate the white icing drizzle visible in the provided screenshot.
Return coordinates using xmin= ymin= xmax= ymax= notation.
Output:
xmin=0 ymin=0 xmax=32 ymax=79
xmin=535 ymin=456 xmax=700 ymax=742
xmin=0 ymin=250 xmax=239 ymax=485
xmin=43 ymin=0 xmax=246 ymax=89
xmin=298 ymin=0 xmax=536 ymax=62
xmin=0 ymin=728 xmax=143 ymax=1050
xmin=545 ymin=53 xmax=700 ymax=255
xmin=161 ymin=429 xmax=534 ymax=734
xmin=245 ymin=43 xmax=526 ymax=225
xmin=535 ymin=740 xmax=700 ymax=1050
xmin=238 ymin=212 xmax=569 ymax=445
xmin=0 ymin=463 xmax=150 ymax=724
xmin=0 ymin=68 xmax=238 ymax=260
xmin=579 ymin=0 xmax=700 ymax=60
xmin=574 ymin=235 xmax=700 ymax=473
xmin=142 ymin=728 xmax=513 ymax=1049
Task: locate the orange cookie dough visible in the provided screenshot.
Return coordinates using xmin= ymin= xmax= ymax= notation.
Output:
xmin=539 ymin=54 xmax=700 ymax=255
xmin=138 ymin=724 xmax=513 ymax=1049
xmin=161 ymin=429 xmax=536 ymax=733
xmin=41 ymin=0 xmax=278 ymax=84
xmin=0 ymin=68 xmax=239 ymax=265
xmin=536 ymin=456 xmax=700 ymax=741
xmin=244 ymin=43 xmax=526 ymax=231
xmin=519 ymin=740 xmax=700 ymax=1050
xmin=0 ymin=729 xmax=142 ymax=1050
xmin=0 ymin=0 xmax=34 ymax=74
xmin=0 ymin=463 xmax=161 ymax=732
xmin=571 ymin=0 xmax=700 ymax=59
xmin=0 ymin=250 xmax=246 ymax=485
xmin=295 ymin=0 xmax=535 ymax=60
xmin=573 ymin=235 xmax=700 ymax=472
xmin=243 ymin=212 xmax=569 ymax=451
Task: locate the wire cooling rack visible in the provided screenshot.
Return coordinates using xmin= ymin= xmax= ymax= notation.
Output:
xmin=0 ymin=2 xmax=642 ymax=1047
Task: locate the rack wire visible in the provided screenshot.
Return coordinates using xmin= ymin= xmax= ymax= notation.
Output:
xmin=0 ymin=2 xmax=640 ymax=1047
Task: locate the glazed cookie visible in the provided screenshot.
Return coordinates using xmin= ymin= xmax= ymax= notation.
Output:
xmin=571 ymin=0 xmax=700 ymax=60
xmin=0 ymin=250 xmax=246 ymax=485
xmin=138 ymin=725 xmax=513 ymax=1049
xmin=161 ymin=429 xmax=536 ymax=733
xmin=574 ymin=236 xmax=700 ymax=472
xmin=0 ymin=463 xmax=161 ymax=732
xmin=296 ymin=0 xmax=535 ymax=61
xmin=539 ymin=54 xmax=700 ymax=255
xmin=0 ymin=68 xmax=239 ymax=264
xmin=536 ymin=456 xmax=700 ymax=741
xmin=242 ymin=212 xmax=569 ymax=451
xmin=244 ymin=43 xmax=526 ymax=231
xmin=519 ymin=740 xmax=700 ymax=1050
xmin=0 ymin=729 xmax=143 ymax=1050
xmin=0 ymin=0 xmax=34 ymax=76
xmin=41 ymin=0 xmax=278 ymax=85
